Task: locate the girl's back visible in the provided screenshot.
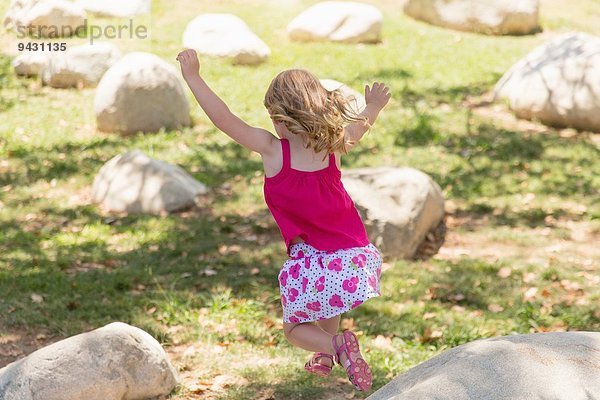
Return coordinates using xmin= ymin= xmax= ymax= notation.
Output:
xmin=263 ymin=137 xmax=370 ymax=257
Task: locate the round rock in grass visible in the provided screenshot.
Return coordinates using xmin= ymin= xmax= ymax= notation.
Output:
xmin=403 ymin=0 xmax=539 ymax=36
xmin=0 ymin=322 xmax=179 ymax=400
xmin=92 ymin=150 xmax=209 ymax=215
xmin=367 ymin=331 xmax=600 ymax=400
xmin=94 ymin=52 xmax=191 ymax=134
xmin=3 ymin=0 xmax=86 ymax=38
xmin=75 ymin=0 xmax=150 ymax=17
xmin=12 ymin=50 xmax=51 ymax=76
xmin=287 ymin=1 xmax=383 ymax=44
xmin=41 ymin=42 xmax=122 ymax=88
xmin=341 ymin=167 xmax=445 ymax=260
xmin=494 ymin=32 xmax=600 ymax=133
xmin=320 ymin=79 xmax=366 ymax=114
xmin=183 ymin=13 xmax=270 ymax=65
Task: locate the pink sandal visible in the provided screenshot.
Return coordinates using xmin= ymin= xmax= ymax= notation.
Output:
xmin=332 ymin=330 xmax=372 ymax=391
xmin=304 ymin=352 xmax=336 ymax=377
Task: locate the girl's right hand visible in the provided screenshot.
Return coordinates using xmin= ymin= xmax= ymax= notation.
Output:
xmin=176 ymin=49 xmax=201 ymax=81
xmin=365 ymin=82 xmax=391 ymax=110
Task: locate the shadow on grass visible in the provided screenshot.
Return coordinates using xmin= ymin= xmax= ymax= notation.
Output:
xmin=0 ymin=191 xmax=284 ymax=338
xmin=354 ymin=67 xmax=500 ymax=107
xmin=390 ymin=117 xmax=599 ymax=226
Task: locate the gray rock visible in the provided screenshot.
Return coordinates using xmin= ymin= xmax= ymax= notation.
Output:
xmin=92 ymin=150 xmax=209 ymax=215
xmin=287 ymin=1 xmax=383 ymax=44
xmin=494 ymin=32 xmax=600 ymax=133
xmin=94 ymin=52 xmax=192 ymax=134
xmin=403 ymin=0 xmax=539 ymax=36
xmin=342 ymin=167 xmax=445 ymax=260
xmin=0 ymin=322 xmax=179 ymax=400
xmin=3 ymin=0 xmax=86 ymax=38
xmin=75 ymin=0 xmax=150 ymax=17
xmin=320 ymin=79 xmax=366 ymax=114
xmin=12 ymin=50 xmax=51 ymax=76
xmin=42 ymin=42 xmax=122 ymax=88
xmin=368 ymin=331 xmax=600 ymax=400
xmin=182 ymin=14 xmax=270 ymax=65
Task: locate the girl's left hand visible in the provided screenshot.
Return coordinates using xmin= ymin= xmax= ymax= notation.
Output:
xmin=176 ymin=49 xmax=200 ymax=80
xmin=365 ymin=82 xmax=391 ymax=110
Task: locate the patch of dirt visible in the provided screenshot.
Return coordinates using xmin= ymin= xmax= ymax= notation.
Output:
xmin=437 ymin=216 xmax=600 ymax=268
xmin=464 ymin=91 xmax=599 ymax=141
xmin=0 ymin=327 xmax=63 ymax=368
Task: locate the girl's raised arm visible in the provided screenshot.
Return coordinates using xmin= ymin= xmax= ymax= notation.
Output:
xmin=344 ymin=82 xmax=391 ymax=151
xmin=176 ymin=49 xmax=276 ymax=155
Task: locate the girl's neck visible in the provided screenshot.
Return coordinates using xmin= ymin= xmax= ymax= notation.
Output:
xmin=283 ymin=133 xmax=307 ymax=148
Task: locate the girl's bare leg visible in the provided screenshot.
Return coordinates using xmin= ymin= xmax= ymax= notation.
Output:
xmin=314 ymin=315 xmax=341 ymax=367
xmin=283 ymin=321 xmax=336 ymax=354
xmin=317 ymin=314 xmax=340 ymax=335
xmin=284 ymin=315 xmax=341 ymax=368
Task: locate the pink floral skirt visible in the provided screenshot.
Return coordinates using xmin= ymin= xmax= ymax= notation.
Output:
xmin=278 ymin=242 xmax=382 ymax=323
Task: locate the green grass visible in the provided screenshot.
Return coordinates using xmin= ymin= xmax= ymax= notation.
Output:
xmin=1 ymin=0 xmax=599 ymax=398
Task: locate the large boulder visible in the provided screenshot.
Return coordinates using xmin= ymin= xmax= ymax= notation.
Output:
xmin=12 ymin=50 xmax=51 ymax=76
xmin=94 ymin=52 xmax=191 ymax=134
xmin=92 ymin=150 xmax=209 ymax=215
xmin=320 ymin=79 xmax=366 ymax=114
xmin=403 ymin=0 xmax=539 ymax=36
xmin=494 ymin=32 xmax=600 ymax=133
xmin=75 ymin=0 xmax=150 ymax=17
xmin=342 ymin=167 xmax=445 ymax=260
xmin=367 ymin=331 xmax=600 ymax=400
xmin=182 ymin=14 xmax=270 ymax=65
xmin=41 ymin=42 xmax=122 ymax=88
xmin=0 ymin=322 xmax=179 ymax=400
xmin=287 ymin=1 xmax=383 ymax=43
xmin=3 ymin=0 xmax=86 ymax=38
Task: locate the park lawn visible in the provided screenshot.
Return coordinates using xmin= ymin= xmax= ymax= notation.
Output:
xmin=1 ymin=0 xmax=599 ymax=398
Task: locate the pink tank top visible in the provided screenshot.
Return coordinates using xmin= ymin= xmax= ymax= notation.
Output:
xmin=263 ymin=138 xmax=370 ymax=257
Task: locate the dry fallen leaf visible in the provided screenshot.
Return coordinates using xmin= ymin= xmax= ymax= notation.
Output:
xmin=30 ymin=293 xmax=44 ymax=303
xmin=560 ymin=279 xmax=581 ymax=291
xmin=420 ymin=327 xmax=443 ymax=343
xmin=448 ymin=293 xmax=465 ymax=302
xmin=201 ymin=268 xmax=218 ymax=276
xmin=187 ymin=383 xmax=210 ymax=394
xmin=341 ymin=318 xmax=355 ymax=331
xmin=497 ymin=267 xmax=512 ymax=278
xmin=488 ymin=304 xmax=504 ymax=313
xmin=523 ymin=287 xmax=538 ymax=301
xmin=523 ymin=272 xmax=537 ymax=283
xmin=423 ymin=312 xmax=437 ymax=320
xmin=371 ymin=335 xmax=395 ymax=351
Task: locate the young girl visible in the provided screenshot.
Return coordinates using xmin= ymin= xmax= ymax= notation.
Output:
xmin=177 ymin=49 xmax=390 ymax=392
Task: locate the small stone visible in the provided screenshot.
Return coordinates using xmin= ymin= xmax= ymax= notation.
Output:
xmin=92 ymin=150 xmax=208 ymax=214
xmin=287 ymin=1 xmax=383 ymax=43
xmin=182 ymin=14 xmax=270 ymax=65
xmin=403 ymin=0 xmax=539 ymax=35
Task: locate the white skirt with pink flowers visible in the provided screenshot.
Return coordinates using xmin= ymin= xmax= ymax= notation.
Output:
xmin=278 ymin=241 xmax=382 ymax=323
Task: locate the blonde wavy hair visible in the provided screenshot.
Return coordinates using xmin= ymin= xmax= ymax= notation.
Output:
xmin=264 ymin=69 xmax=369 ymax=160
